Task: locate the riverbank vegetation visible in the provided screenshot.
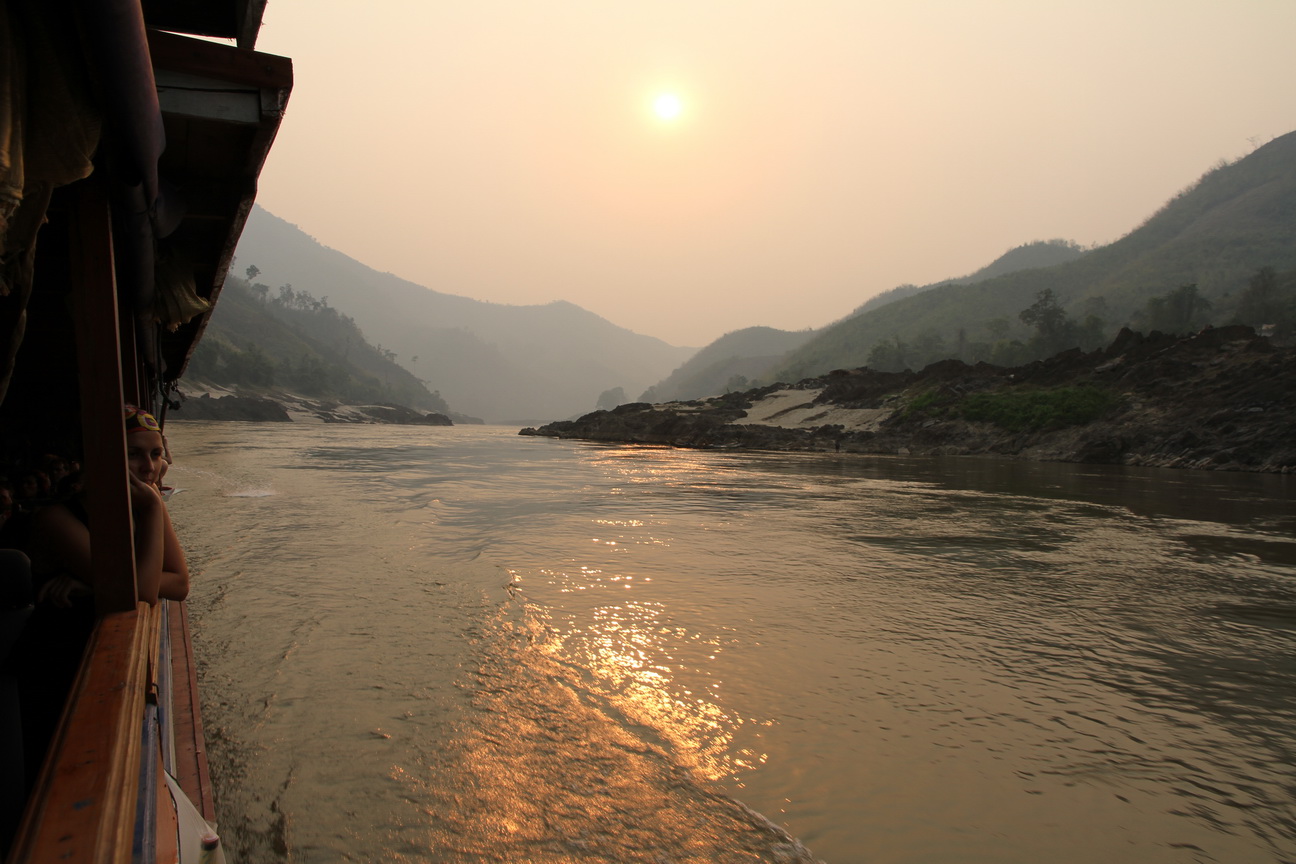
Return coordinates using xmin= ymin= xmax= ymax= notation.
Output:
xmin=526 ymin=326 xmax=1296 ymax=473
xmin=957 ymin=386 xmax=1119 ymax=432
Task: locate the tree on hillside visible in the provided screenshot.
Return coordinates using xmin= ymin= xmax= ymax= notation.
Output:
xmin=186 ymin=337 xmax=223 ymax=380
xmin=912 ymin=329 xmax=946 ymax=367
xmin=989 ymin=338 xmax=1031 ymax=367
xmin=1076 ymin=314 xmax=1107 ymax=351
xmin=1136 ymin=284 xmax=1212 ymax=335
xmin=1234 ymin=267 xmax=1296 ymax=339
xmin=1020 ymin=289 xmax=1080 ymax=357
xmin=1081 ymin=296 xmax=1110 ymax=321
xmin=1020 ymin=289 xmax=1066 ymax=340
xmin=223 ymin=343 xmax=275 ymax=387
xmin=1237 ymin=267 xmax=1280 ymax=326
xmin=985 ymin=317 xmax=1012 ymax=341
xmin=1074 ymin=296 xmax=1110 ymax=350
xmin=867 ymin=336 xmax=909 ymax=372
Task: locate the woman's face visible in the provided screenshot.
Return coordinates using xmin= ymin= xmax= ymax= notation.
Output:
xmin=126 ymin=429 xmax=166 ymax=486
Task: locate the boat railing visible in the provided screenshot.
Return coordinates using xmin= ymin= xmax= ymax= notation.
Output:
xmin=2 ymin=11 xmax=290 ymax=860
xmin=6 ymin=604 xmax=159 ymax=864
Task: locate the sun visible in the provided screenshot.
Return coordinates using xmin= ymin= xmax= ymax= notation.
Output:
xmin=653 ymin=92 xmax=682 ymax=121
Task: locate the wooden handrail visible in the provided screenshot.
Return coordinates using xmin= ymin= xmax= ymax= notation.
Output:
xmin=165 ymin=601 xmax=216 ymax=822
xmin=6 ymin=605 xmax=159 ymax=864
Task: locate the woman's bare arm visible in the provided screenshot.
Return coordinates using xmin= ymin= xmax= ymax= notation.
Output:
xmin=157 ymin=504 xmax=189 ymax=601
xmin=31 ymin=478 xmax=184 ymax=606
xmin=129 ymin=474 xmax=165 ymax=605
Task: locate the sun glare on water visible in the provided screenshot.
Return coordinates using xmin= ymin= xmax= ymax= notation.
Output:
xmin=653 ymin=92 xmax=683 ymax=121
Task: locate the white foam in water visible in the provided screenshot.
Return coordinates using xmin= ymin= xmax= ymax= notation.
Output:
xmin=227 ymin=488 xmax=276 ymax=498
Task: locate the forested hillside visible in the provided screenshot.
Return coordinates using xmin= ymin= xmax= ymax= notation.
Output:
xmin=183 ymin=269 xmax=451 ymax=413
xmin=846 ymin=239 xmax=1088 ymax=319
xmin=637 ymin=240 xmax=1090 ymax=404
xmin=771 ymin=131 xmax=1296 ymax=382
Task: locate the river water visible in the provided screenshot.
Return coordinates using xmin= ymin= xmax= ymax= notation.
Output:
xmin=163 ymin=422 xmax=1296 ymax=864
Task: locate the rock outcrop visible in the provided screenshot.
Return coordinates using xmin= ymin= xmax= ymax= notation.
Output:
xmin=172 ymin=392 xmax=454 ymax=426
xmin=172 ymin=394 xmax=293 ymax=422
xmin=521 ymin=327 xmax=1296 ymax=473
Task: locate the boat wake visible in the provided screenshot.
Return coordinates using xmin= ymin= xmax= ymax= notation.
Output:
xmin=392 ymin=600 xmax=824 ymax=863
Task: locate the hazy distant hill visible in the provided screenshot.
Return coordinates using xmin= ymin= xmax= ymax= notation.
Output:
xmin=847 ymin=239 xmax=1087 ymax=319
xmin=773 ymin=131 xmax=1296 ymax=382
xmin=234 ymin=207 xmax=696 ymax=424
xmin=638 ymin=326 xmax=816 ymax=403
xmin=642 ymin=240 xmax=1088 ymax=403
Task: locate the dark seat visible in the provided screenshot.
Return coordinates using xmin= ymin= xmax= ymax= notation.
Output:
xmin=0 ymin=548 xmax=34 ymax=858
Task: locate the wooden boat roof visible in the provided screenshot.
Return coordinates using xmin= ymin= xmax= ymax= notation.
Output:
xmin=148 ymin=28 xmax=293 ymax=386
xmin=0 ymin=0 xmax=292 ymax=433
xmin=144 ymin=0 xmax=292 ymax=385
xmin=143 ymin=0 xmax=271 ymax=50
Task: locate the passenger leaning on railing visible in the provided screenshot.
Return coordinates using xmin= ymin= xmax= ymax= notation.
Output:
xmin=28 ymin=406 xmax=189 ymax=607
xmin=8 ymin=406 xmax=191 ymax=798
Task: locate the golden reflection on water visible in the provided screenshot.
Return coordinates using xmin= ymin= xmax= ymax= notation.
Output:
xmin=531 ymin=570 xmax=766 ymax=783
xmin=390 ymin=595 xmax=811 ymax=864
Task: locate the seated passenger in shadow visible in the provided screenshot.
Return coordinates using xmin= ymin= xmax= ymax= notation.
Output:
xmin=11 ymin=469 xmax=48 ymax=516
xmin=0 ymin=480 xmax=16 ymax=546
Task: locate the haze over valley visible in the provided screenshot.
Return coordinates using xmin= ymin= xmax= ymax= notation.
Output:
xmin=230 ymin=207 xmax=694 ymax=424
xmin=220 ymin=131 xmax=1296 ymax=424
xmin=246 ymin=2 xmax=1296 ymax=349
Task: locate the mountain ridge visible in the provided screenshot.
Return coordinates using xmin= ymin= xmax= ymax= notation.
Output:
xmin=640 ymin=239 xmax=1092 ymax=403
xmin=846 ymin=239 xmax=1088 ymax=320
xmin=234 ymin=207 xmax=695 ymax=424
xmin=769 ymin=131 xmax=1296 ymax=383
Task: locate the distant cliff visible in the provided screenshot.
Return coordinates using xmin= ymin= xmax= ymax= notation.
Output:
xmin=522 ymin=327 xmax=1296 ymax=474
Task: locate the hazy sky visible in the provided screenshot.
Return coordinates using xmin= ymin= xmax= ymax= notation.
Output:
xmin=248 ymin=1 xmax=1296 ymax=347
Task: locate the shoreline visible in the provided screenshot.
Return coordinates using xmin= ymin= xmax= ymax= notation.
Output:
xmin=169 ymin=386 xmax=483 ymax=426
xmin=522 ymin=327 xmax=1296 ymax=474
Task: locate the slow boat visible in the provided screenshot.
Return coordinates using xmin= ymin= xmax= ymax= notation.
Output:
xmin=0 ymin=1 xmax=291 ymax=860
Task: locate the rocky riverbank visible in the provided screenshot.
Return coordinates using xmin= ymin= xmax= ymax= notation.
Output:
xmin=521 ymin=327 xmax=1296 ymax=473
xmin=170 ymin=389 xmax=464 ymax=425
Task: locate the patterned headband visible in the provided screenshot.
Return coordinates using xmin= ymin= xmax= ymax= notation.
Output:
xmin=124 ymin=405 xmax=161 ymax=434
